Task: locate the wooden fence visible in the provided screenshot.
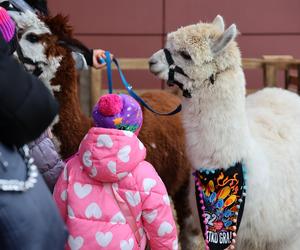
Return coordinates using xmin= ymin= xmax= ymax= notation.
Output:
xmin=78 ymin=56 xmax=300 ymax=115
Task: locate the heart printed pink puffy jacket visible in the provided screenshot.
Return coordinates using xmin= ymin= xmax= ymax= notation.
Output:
xmin=53 ymin=127 xmax=178 ymax=250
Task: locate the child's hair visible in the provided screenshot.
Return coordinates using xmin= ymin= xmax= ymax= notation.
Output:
xmin=92 ymin=94 xmax=143 ymax=135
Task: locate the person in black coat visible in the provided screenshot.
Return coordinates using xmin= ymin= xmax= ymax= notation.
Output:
xmin=24 ymin=0 xmax=47 ymax=15
xmin=0 ymin=7 xmax=67 ymax=250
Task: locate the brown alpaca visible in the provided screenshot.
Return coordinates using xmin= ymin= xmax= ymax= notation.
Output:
xmin=10 ymin=12 xmax=200 ymax=249
xmin=38 ymin=17 xmax=93 ymax=157
xmin=138 ymin=91 xmax=201 ymax=247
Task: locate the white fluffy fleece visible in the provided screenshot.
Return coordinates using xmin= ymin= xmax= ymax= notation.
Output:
xmin=150 ymin=15 xmax=300 ymax=250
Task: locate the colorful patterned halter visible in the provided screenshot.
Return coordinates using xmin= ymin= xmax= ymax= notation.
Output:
xmin=193 ymin=162 xmax=247 ymax=250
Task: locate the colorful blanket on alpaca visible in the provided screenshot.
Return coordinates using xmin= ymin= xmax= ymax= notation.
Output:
xmin=194 ymin=163 xmax=247 ymax=250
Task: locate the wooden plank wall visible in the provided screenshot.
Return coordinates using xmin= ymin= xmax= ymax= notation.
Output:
xmin=48 ymin=0 xmax=300 ymax=89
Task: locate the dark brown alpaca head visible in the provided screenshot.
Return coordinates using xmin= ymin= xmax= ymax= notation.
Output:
xmin=10 ymin=11 xmax=92 ymax=158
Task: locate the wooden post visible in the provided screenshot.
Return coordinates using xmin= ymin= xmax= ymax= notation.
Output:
xmin=79 ymin=69 xmax=91 ymax=115
xmin=263 ymin=63 xmax=277 ymax=87
xmin=90 ymin=68 xmax=102 ymax=109
xmin=262 ymin=55 xmax=294 ymax=87
xmin=284 ymin=67 xmax=290 ymax=90
xmin=297 ymin=65 xmax=300 ymax=95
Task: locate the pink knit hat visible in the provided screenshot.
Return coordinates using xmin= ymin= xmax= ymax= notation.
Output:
xmin=92 ymin=94 xmax=143 ymax=135
xmin=0 ymin=7 xmax=15 ymax=42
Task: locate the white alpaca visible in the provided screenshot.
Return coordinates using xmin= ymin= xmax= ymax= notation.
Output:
xmin=149 ymin=15 xmax=300 ymax=250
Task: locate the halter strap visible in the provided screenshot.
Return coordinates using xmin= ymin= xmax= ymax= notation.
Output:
xmin=163 ymin=49 xmax=191 ymax=98
xmin=103 ymin=51 xmax=182 ymax=116
xmin=164 ymin=48 xmax=188 ymax=79
xmin=16 ymin=43 xmax=43 ymax=77
xmin=163 ymin=48 xmax=222 ymax=96
xmin=164 ymin=48 xmax=174 ymax=66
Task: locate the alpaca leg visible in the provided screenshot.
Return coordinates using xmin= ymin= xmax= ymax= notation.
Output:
xmin=173 ymin=178 xmax=202 ymax=250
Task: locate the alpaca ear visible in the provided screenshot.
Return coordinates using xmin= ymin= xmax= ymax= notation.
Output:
xmin=9 ymin=10 xmax=35 ymax=29
xmin=211 ymin=24 xmax=237 ymax=56
xmin=212 ymin=15 xmax=225 ymax=32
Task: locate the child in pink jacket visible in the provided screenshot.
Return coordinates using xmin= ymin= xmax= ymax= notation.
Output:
xmin=53 ymin=94 xmax=178 ymax=250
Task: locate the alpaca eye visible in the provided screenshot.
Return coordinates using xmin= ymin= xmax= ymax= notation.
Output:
xmin=17 ymin=29 xmax=24 ymax=40
xmin=26 ymin=33 xmax=39 ymax=43
xmin=180 ymin=51 xmax=192 ymax=60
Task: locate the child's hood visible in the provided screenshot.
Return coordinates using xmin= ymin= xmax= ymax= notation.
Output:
xmin=78 ymin=127 xmax=146 ymax=182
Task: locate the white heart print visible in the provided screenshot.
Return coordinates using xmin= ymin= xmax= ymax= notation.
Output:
xmin=89 ymin=167 xmax=97 ymax=177
xmin=107 ymin=161 xmax=116 ymax=174
xmin=158 ymin=221 xmax=173 ymax=237
xmin=138 ymin=139 xmax=144 ymax=150
xmin=85 ymin=202 xmax=102 ymax=219
xmin=120 ymin=238 xmax=134 ymax=250
xmin=112 ymin=183 xmax=118 ymax=191
xmin=123 ymin=131 xmax=133 ymax=137
xmin=118 ymin=145 xmax=131 ymax=163
xmin=173 ymin=238 xmax=179 ymax=250
xmin=97 ymin=134 xmax=113 ymax=148
xmin=68 ymin=205 xmax=75 ymax=219
xmin=117 ymin=172 xmax=128 ymax=180
xmin=136 ymin=212 xmax=142 ymax=222
xmin=82 ymin=150 xmax=92 ymax=167
xmin=125 ymin=191 xmax=141 ymax=207
xmin=63 ymin=166 xmax=68 ymax=180
xmin=68 ymin=235 xmax=84 ymax=250
xmin=61 ymin=190 xmax=67 ymax=201
xmin=142 ymin=209 xmax=158 ymax=224
xmin=110 ymin=211 xmax=126 ymax=224
xmin=143 ymin=178 xmax=157 ymax=194
xmin=74 ymin=182 xmax=92 ymax=199
xmin=163 ymin=194 xmax=171 ymax=206
xmin=95 ymin=231 xmax=113 ymax=247
xmin=138 ymin=228 xmax=144 ymax=237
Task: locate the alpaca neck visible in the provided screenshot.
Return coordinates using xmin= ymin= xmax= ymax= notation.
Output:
xmin=51 ymin=56 xmax=91 ymax=158
xmin=182 ymin=68 xmax=252 ymax=170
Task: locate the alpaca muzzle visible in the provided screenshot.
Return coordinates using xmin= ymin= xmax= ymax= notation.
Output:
xmin=15 ymin=42 xmax=45 ymax=77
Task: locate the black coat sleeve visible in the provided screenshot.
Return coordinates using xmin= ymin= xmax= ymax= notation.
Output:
xmin=83 ymin=49 xmax=93 ymax=66
xmin=0 ymin=35 xmax=59 ymax=147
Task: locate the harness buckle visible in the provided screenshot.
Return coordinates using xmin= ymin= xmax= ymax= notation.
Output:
xmin=169 ymin=64 xmax=176 ymax=70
